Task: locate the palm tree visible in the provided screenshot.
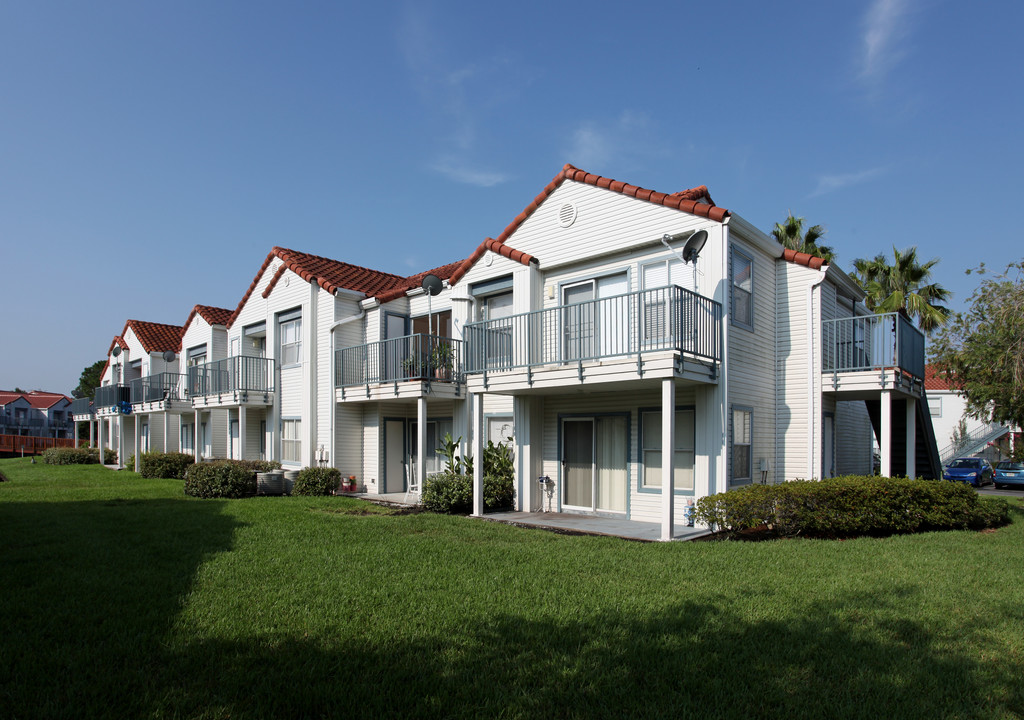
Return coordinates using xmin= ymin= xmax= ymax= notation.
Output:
xmin=852 ymin=246 xmax=951 ymax=332
xmin=771 ymin=213 xmax=836 ymax=263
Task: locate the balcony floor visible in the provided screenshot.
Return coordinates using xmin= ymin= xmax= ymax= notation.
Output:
xmin=821 ymin=368 xmax=923 ymax=399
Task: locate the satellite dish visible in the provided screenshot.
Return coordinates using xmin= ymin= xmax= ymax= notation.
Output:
xmin=111 ymin=346 xmax=122 ymax=357
xmin=682 ymin=230 xmax=709 ymax=264
xmin=421 ymin=274 xmax=443 ymax=296
xmin=162 ymin=350 xmax=176 ymax=363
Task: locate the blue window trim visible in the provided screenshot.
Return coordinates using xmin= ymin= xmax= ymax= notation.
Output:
xmin=730 ymin=245 xmax=754 ymax=332
xmin=637 ymin=405 xmax=697 ymax=496
xmin=556 ymin=411 xmax=631 ymax=517
xmin=730 ymin=405 xmax=754 ymax=486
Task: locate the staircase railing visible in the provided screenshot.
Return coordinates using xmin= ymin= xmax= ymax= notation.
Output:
xmin=937 ymin=421 xmax=1008 ymax=465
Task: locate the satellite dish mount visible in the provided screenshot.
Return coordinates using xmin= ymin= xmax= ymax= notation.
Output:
xmin=421 ymin=274 xmax=443 ymax=338
xmin=682 ymin=230 xmax=709 ymax=264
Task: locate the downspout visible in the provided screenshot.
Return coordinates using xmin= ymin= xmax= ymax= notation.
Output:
xmin=807 ymin=268 xmax=828 ymax=479
xmin=329 ymin=300 xmax=365 ymax=472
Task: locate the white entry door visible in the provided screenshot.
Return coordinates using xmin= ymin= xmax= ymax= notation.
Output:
xmin=384 ymin=419 xmax=406 ymax=493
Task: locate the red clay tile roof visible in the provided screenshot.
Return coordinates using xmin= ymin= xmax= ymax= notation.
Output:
xmin=25 ymin=391 xmax=71 ymax=409
xmin=122 ymin=319 xmax=185 ymax=354
xmin=925 ymin=365 xmax=954 ymax=391
xmin=107 ymin=335 xmax=129 ymax=356
xmin=780 ymin=248 xmax=827 ymax=270
xmin=181 ymin=304 xmax=233 ymax=337
xmin=0 ymin=391 xmax=27 ymax=406
xmin=374 ymin=260 xmax=466 ymax=303
xmin=449 ymin=164 xmax=729 ymax=286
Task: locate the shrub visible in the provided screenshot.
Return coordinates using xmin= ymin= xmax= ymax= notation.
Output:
xmin=125 ymin=454 xmax=135 ymax=471
xmin=421 ymin=471 xmax=516 ymax=514
xmin=224 ymin=459 xmax=281 ymax=472
xmin=139 ymin=452 xmax=195 ymax=480
xmin=42 ymin=447 xmax=97 ymax=465
xmin=293 ymin=467 xmax=341 ymax=496
xmin=183 ymin=461 xmax=257 ymax=499
xmin=694 ymin=476 xmax=1009 ymax=540
xmin=971 ymin=496 xmax=1012 ymax=529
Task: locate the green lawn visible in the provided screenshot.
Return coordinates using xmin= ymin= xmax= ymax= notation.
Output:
xmin=2 ymin=458 xmax=1023 ymax=719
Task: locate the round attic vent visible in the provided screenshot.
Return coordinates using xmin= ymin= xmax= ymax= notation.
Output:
xmin=558 ymin=202 xmax=577 ymax=228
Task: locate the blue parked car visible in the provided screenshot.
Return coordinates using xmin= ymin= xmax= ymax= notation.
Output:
xmin=993 ymin=460 xmax=1024 ymax=489
xmin=943 ymin=457 xmax=994 ymax=487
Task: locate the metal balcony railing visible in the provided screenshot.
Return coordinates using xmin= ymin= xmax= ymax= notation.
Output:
xmin=70 ymin=398 xmax=94 ymax=416
xmin=187 ymin=356 xmax=276 ymax=397
xmin=821 ymin=312 xmax=925 ymax=381
xmin=94 ymin=384 xmax=132 ymax=409
xmin=463 ymin=285 xmax=722 ymax=375
xmin=0 ymin=417 xmax=45 ymax=429
xmin=130 ymin=373 xmax=188 ymax=403
xmin=336 ymin=335 xmax=463 ymax=388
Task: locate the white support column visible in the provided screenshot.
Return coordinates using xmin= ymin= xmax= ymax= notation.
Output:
xmin=905 ymin=397 xmax=916 ymax=479
xmin=118 ymin=417 xmax=126 ymax=469
xmin=74 ymin=422 xmax=79 ymax=447
xmin=194 ymin=410 xmax=201 ymax=462
xmin=661 ymin=378 xmax=676 ymax=541
xmin=134 ymin=417 xmax=141 ymax=472
xmin=239 ymin=407 xmax=247 ymax=461
xmin=514 ymin=396 xmax=532 ymax=512
xmin=471 ymin=393 xmax=484 ymax=517
xmin=416 ymin=397 xmax=427 ymax=493
xmin=98 ymin=419 xmax=105 ymax=458
xmin=163 ymin=412 xmax=170 ymax=453
xmin=880 ymin=391 xmax=892 ymax=478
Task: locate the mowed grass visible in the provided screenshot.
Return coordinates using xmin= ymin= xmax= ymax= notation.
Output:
xmin=1 ymin=459 xmax=1023 ymax=719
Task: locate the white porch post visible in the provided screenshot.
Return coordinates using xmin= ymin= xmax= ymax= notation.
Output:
xmin=194 ymin=410 xmax=200 ymax=462
xmin=905 ymin=397 xmax=916 ymax=479
xmin=163 ymin=411 xmax=170 ymax=453
xmin=74 ymin=421 xmax=79 ymax=447
xmin=98 ymin=419 xmax=105 ymax=457
xmin=471 ymin=392 xmax=484 ymax=517
xmin=134 ymin=416 xmax=141 ymax=472
xmin=661 ymin=378 xmax=676 ymax=541
xmin=239 ymin=406 xmax=247 ymax=461
xmin=118 ymin=417 xmax=126 ymax=469
xmin=416 ymin=397 xmax=427 ymax=493
xmin=880 ymin=391 xmax=892 ymax=477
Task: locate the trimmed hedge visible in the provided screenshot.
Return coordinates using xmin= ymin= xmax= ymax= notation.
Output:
xmin=139 ymin=452 xmax=195 ymax=480
xmin=183 ymin=461 xmax=257 ymax=499
xmin=223 ymin=459 xmax=281 ymax=473
xmin=293 ymin=467 xmax=341 ymax=496
xmin=421 ymin=472 xmax=516 ymax=514
xmin=42 ymin=447 xmax=117 ymax=465
xmin=694 ymin=476 xmax=1012 ymax=539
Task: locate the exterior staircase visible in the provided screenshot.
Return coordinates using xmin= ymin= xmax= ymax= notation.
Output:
xmin=864 ymin=390 xmax=942 ymax=479
xmin=937 ymin=422 xmax=1009 ymax=466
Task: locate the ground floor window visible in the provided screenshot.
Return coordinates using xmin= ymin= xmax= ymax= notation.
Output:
xmin=731 ymin=407 xmax=753 ymax=485
xmin=640 ymin=408 xmax=695 ymax=491
xmin=410 ymin=417 xmax=454 ymax=475
xmin=282 ymin=419 xmax=301 ymax=463
xmin=181 ymin=424 xmax=193 ymax=454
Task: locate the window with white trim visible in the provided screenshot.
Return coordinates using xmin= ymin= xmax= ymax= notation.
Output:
xmin=282 ymin=419 xmax=301 ymax=463
xmin=641 ymin=409 xmax=695 ymax=491
xmin=731 ymin=407 xmax=752 ymax=485
xmin=731 ymin=248 xmax=753 ymax=329
xmin=928 ymin=397 xmax=942 ymax=417
xmin=279 ymin=315 xmax=302 ymax=366
xmin=180 ymin=423 xmax=193 ymax=454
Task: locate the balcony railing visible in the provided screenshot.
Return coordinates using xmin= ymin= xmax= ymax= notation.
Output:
xmin=187 ymin=356 xmax=276 ymax=398
xmin=463 ymin=285 xmax=721 ymax=375
xmin=336 ymin=335 xmax=464 ymax=388
xmin=94 ymin=384 xmax=132 ymax=410
xmin=0 ymin=417 xmax=45 ymax=429
xmin=70 ymin=398 xmax=94 ymax=416
xmin=130 ymin=373 xmax=188 ymax=403
xmin=822 ymin=312 xmax=925 ymax=381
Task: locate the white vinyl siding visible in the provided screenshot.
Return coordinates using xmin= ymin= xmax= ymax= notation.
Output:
xmin=731 ymin=247 xmax=753 ymax=330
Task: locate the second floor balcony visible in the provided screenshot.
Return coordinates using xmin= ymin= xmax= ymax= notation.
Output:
xmin=94 ymin=384 xmax=133 ymax=414
xmin=130 ymin=372 xmax=189 ymax=407
xmin=463 ymin=285 xmax=722 ymax=390
xmin=70 ymin=398 xmax=94 ymax=417
xmin=188 ymin=356 xmax=276 ymax=406
xmin=336 ymin=334 xmax=464 ymax=399
xmin=822 ymin=312 xmax=925 ymax=394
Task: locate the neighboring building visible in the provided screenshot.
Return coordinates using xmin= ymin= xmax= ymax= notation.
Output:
xmin=77 ymin=164 xmax=940 ymax=537
xmin=0 ymin=391 xmax=72 ymax=438
xmin=925 ymin=365 xmax=1018 ymax=465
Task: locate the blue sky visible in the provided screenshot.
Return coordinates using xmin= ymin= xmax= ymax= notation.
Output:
xmin=2 ymin=0 xmax=1022 ymax=394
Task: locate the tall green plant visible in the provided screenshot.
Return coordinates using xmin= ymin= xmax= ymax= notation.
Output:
xmin=852 ymin=246 xmax=951 ymax=332
xmin=771 ymin=213 xmax=835 ymax=262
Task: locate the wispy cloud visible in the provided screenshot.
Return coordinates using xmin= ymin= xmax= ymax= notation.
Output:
xmin=809 ymin=166 xmax=888 ymax=197
xmin=565 ymin=111 xmax=656 ymax=171
xmin=860 ymin=0 xmax=914 ymax=83
xmin=396 ymin=5 xmax=526 ymax=187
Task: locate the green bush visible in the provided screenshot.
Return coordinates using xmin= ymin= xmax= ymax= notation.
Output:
xmin=139 ymin=452 xmax=195 ymax=480
xmin=293 ymin=467 xmax=341 ymax=496
xmin=224 ymin=459 xmax=281 ymax=472
xmin=42 ymin=447 xmax=117 ymax=465
xmin=183 ymin=461 xmax=257 ymax=499
xmin=421 ymin=471 xmax=516 ymax=514
xmin=971 ymin=496 xmax=1012 ymax=529
xmin=694 ymin=476 xmax=1009 ymax=539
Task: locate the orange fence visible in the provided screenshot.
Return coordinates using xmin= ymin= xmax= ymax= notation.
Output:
xmin=0 ymin=435 xmax=77 ymax=455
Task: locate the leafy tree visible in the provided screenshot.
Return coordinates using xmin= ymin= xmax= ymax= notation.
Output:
xmin=950 ymin=416 xmax=969 ymax=455
xmin=931 ymin=261 xmax=1024 ymax=429
xmin=852 ymin=246 xmax=951 ymax=333
xmin=72 ymin=360 xmax=106 ymax=400
xmin=771 ymin=213 xmax=836 ymax=262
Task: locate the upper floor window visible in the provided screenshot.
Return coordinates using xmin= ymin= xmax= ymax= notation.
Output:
xmin=279 ymin=309 xmax=302 ymax=366
xmin=731 ymin=248 xmax=753 ymax=330
xmin=187 ymin=345 xmax=207 ymax=367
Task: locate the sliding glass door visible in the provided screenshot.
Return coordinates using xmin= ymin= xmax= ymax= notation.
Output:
xmin=562 ymin=416 xmax=627 ymax=513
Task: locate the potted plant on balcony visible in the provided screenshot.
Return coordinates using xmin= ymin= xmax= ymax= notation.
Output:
xmin=430 ymin=342 xmax=454 ymax=380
